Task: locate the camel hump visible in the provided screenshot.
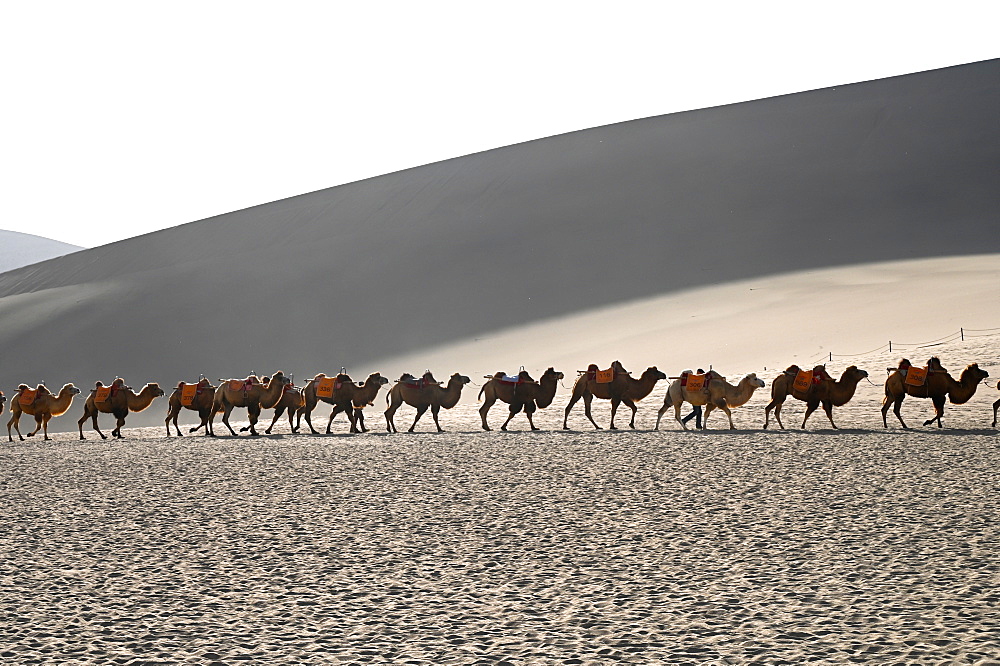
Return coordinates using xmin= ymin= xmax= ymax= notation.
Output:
xmin=399 ymin=373 xmax=415 ymax=382
xmin=18 ymin=383 xmax=30 ymax=391
xmin=784 ymin=365 xmax=800 ymax=374
xmin=587 ymin=363 xmax=599 ymax=372
xmin=335 ymin=373 xmax=351 ymax=382
xmin=95 ymin=381 xmax=105 ymax=388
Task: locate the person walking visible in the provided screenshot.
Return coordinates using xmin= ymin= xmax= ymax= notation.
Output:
xmin=681 ymin=369 xmax=705 ymax=429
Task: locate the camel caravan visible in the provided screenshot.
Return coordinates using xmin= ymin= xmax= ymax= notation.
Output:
xmin=2 ymin=355 xmax=996 ymax=441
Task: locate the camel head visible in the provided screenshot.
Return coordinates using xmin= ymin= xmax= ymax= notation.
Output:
xmin=743 ymin=373 xmax=766 ymax=389
xmin=541 ymin=367 xmax=564 ymax=381
xmin=843 ymin=366 xmax=869 ymax=382
xmin=960 ymin=363 xmax=989 ymax=384
xmin=146 ymin=383 xmax=166 ymax=397
xmin=60 ymin=384 xmax=82 ymax=397
xmin=641 ymin=367 xmax=667 ymax=381
xmin=365 ymin=373 xmax=390 ymax=387
xmin=449 ymin=373 xmax=472 ymax=385
xmin=266 ymin=372 xmax=290 ymax=387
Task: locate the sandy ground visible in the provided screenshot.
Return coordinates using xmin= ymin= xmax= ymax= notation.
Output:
xmin=2 ymin=336 xmax=999 ymax=664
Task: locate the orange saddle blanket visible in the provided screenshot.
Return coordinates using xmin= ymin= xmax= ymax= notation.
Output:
xmin=18 ymin=389 xmax=37 ymax=406
xmin=905 ymin=366 xmax=928 ymax=387
xmin=595 ymin=368 xmax=615 ymax=384
xmin=793 ymin=369 xmax=813 ymax=393
xmin=95 ymin=386 xmax=113 ymax=403
xmin=180 ymin=383 xmax=200 ymax=406
xmin=316 ymin=376 xmax=342 ymax=398
xmin=684 ymin=373 xmax=707 ymax=392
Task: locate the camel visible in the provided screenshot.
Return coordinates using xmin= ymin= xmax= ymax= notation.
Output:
xmin=479 ymin=367 xmax=564 ymax=431
xmin=7 ymin=383 xmax=82 ymax=441
xmin=656 ymin=371 xmax=765 ymax=430
xmin=384 ymin=372 xmax=471 ymax=433
xmin=763 ymin=365 xmax=869 ymax=429
xmin=78 ymin=379 xmax=165 ymax=439
xmin=0 ymin=391 xmax=5 ymax=417
xmin=563 ymin=362 xmax=666 ymax=430
xmin=240 ymin=376 xmax=304 ymax=435
xmin=882 ymin=358 xmax=989 ymax=428
xmin=211 ymin=372 xmax=289 ymax=436
xmin=992 ymin=381 xmax=1000 ymax=428
xmin=165 ymin=379 xmax=217 ymax=436
xmin=297 ymin=372 xmax=389 ymax=434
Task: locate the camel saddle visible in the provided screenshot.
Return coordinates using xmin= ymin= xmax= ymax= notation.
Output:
xmin=681 ymin=371 xmax=710 ymax=393
xmin=316 ymin=376 xmax=343 ymax=398
xmin=18 ymin=389 xmax=38 ymax=406
xmin=401 ymin=377 xmax=436 ymax=390
xmin=905 ymin=366 xmax=929 ymax=387
xmin=228 ymin=377 xmax=260 ymax=393
xmin=95 ymin=386 xmax=113 ymax=403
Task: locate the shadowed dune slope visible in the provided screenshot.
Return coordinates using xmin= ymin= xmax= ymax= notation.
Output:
xmin=0 ymin=60 xmax=997 ymax=390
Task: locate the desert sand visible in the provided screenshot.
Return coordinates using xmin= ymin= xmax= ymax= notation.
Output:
xmin=2 ymin=329 xmax=998 ymax=664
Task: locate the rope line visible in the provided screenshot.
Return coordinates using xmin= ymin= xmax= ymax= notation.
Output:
xmin=807 ymin=326 xmax=999 ymax=364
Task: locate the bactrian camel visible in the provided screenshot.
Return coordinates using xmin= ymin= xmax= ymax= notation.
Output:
xmin=384 ymin=372 xmax=471 ymax=433
xmin=563 ymin=362 xmax=667 ymax=430
xmin=7 ymin=383 xmax=82 ymax=441
xmin=212 ymin=372 xmax=289 ymax=436
xmin=882 ymin=359 xmax=989 ymax=428
xmin=479 ymin=367 xmax=564 ymax=431
xmin=657 ymin=371 xmax=765 ymax=430
xmin=297 ymin=372 xmax=389 ymax=434
xmin=763 ymin=365 xmax=869 ymax=430
xmin=165 ymin=379 xmax=217 ymax=436
xmin=992 ymin=381 xmax=1000 ymax=428
xmin=237 ymin=375 xmax=303 ymax=435
xmin=78 ymin=379 xmax=165 ymax=440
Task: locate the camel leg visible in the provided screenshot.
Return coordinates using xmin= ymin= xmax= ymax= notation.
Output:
xmin=524 ymin=402 xmax=539 ymax=431
xmin=821 ymin=400 xmax=838 ymax=429
xmin=562 ymin=393 xmax=581 ymax=429
xmin=923 ymin=396 xmax=946 ymax=428
xmin=581 ymin=394 xmax=601 ymax=430
xmin=355 ymin=409 xmax=367 ymax=433
xmin=8 ymin=414 xmax=22 ymax=442
xmin=384 ymin=398 xmax=400 ymax=433
xmin=801 ymin=401 xmax=820 ymax=429
xmin=764 ymin=396 xmax=785 ymax=430
xmin=993 ymin=398 xmax=999 ymax=428
xmin=609 ymin=399 xmax=621 ymax=430
xmin=246 ymin=406 xmax=261 ymax=436
xmin=720 ymin=401 xmax=735 ymax=430
xmin=479 ymin=397 xmax=495 ymax=431
xmin=622 ymin=398 xmax=638 ymax=429
xmin=166 ymin=407 xmax=177 ymax=437
xmin=113 ymin=412 xmax=127 ymax=438
xmin=655 ymin=400 xmax=670 ymax=430
xmin=501 ymin=403 xmax=523 ymax=431
xmin=703 ymin=403 xmax=716 ymax=430
xmin=221 ymin=404 xmax=239 ymax=436
xmin=301 ymin=405 xmax=320 ymax=435
xmin=431 ymin=405 xmax=443 ymax=433
xmin=410 ymin=405 xmax=429 ymax=433
xmin=25 ymin=413 xmax=43 ymax=438
xmin=887 ymin=395 xmax=907 ymax=429
xmin=674 ymin=402 xmax=688 ymax=431
xmin=42 ymin=414 xmax=54 ymax=441
xmin=264 ymin=406 xmax=286 ymax=435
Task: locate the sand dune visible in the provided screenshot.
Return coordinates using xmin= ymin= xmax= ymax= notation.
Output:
xmin=1 ymin=60 xmax=998 ymax=405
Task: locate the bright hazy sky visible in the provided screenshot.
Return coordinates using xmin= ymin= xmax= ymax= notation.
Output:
xmin=3 ymin=1 xmax=997 ymax=248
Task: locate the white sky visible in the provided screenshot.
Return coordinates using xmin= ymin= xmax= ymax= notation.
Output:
xmin=2 ymin=1 xmax=997 ymax=248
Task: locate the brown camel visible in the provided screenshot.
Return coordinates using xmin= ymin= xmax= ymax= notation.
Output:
xmin=165 ymin=379 xmax=217 ymax=436
xmin=385 ymin=372 xmax=471 ymax=432
xmin=297 ymin=372 xmax=389 ymax=434
xmin=79 ymin=379 xmax=165 ymax=439
xmin=479 ymin=367 xmax=564 ymax=431
xmin=992 ymin=380 xmax=1000 ymax=428
xmin=241 ymin=376 xmax=304 ymax=435
xmin=763 ymin=365 xmax=869 ymax=429
xmin=211 ymin=372 xmax=289 ymax=436
xmin=563 ymin=362 xmax=666 ymax=430
xmin=882 ymin=359 xmax=989 ymax=428
xmin=657 ymin=371 xmax=765 ymax=430
xmin=7 ymin=383 xmax=82 ymax=441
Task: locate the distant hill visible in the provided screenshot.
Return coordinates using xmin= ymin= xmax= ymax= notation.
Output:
xmin=0 ymin=60 xmax=997 ymax=413
xmin=0 ymin=230 xmax=81 ymax=273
